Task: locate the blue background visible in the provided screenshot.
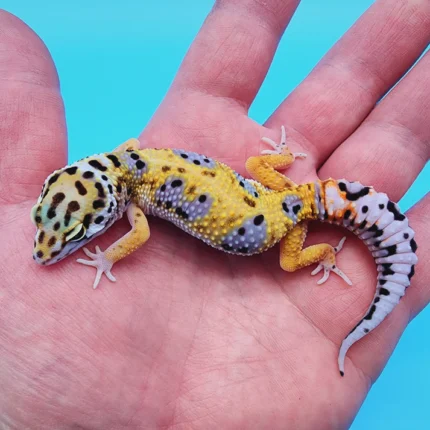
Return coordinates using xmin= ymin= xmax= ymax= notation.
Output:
xmin=3 ymin=1 xmax=429 ymax=428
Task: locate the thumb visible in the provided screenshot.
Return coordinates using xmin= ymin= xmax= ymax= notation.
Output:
xmin=0 ymin=10 xmax=67 ymax=204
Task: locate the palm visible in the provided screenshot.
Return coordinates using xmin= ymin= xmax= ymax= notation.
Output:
xmin=1 ymin=3 xmax=429 ymax=429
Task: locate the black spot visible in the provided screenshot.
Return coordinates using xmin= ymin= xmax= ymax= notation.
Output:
xmin=382 ymin=263 xmax=394 ymax=276
xmin=364 ymin=328 xmax=369 ymax=333
xmin=95 ymin=216 xmax=104 ymax=224
xmin=175 ymin=207 xmax=183 ymax=215
xmin=93 ymin=200 xmax=105 ymax=209
xmin=254 ymin=215 xmax=265 ymax=226
xmin=156 ymin=200 xmax=162 ymax=207
xmin=374 ymin=241 xmax=381 ymax=247
xmin=51 ymin=251 xmax=61 ymax=258
xmin=379 ymin=204 xmax=385 ymax=210
xmin=244 ymin=197 xmax=256 ymax=207
xmin=130 ymin=153 xmax=139 ymax=160
xmin=64 ymin=213 xmax=71 ymax=227
xmin=379 ymin=279 xmax=387 ymax=285
xmin=161 ymin=184 xmax=166 ymax=192
xmin=75 ymin=181 xmax=87 ymax=195
xmin=338 ymin=182 xmax=347 ymax=192
xmin=198 ymin=195 xmax=207 ymax=203
xmin=47 ymin=208 xmax=56 ymax=219
xmin=126 ymin=149 xmax=133 ymax=152
xmin=254 ymin=192 xmax=259 ymax=198
xmin=362 ymin=205 xmax=369 ymax=213
xmin=108 ymin=184 xmax=113 ymax=194
xmin=101 ymin=174 xmax=108 ymax=181
xmin=340 ymin=371 xmax=344 ymax=377
xmin=324 ymin=212 xmax=329 ymax=220
xmin=48 ymin=236 xmax=56 ymax=247
xmin=171 ymin=180 xmax=183 ymax=188
xmin=349 ymin=217 xmax=356 ymax=227
xmin=343 ymin=210 xmax=351 ymax=220
xmin=193 ymin=160 xmax=201 ymax=165
xmin=89 ymin=160 xmax=107 ymax=171
xmin=65 ymin=166 xmax=78 ymax=175
xmin=374 ymin=297 xmax=380 ymax=303
xmin=95 ymin=182 xmax=105 ymax=198
xmin=367 ymin=224 xmax=379 ymax=232
xmin=48 ymin=173 xmax=60 ymax=185
xmin=35 ymin=216 xmax=42 ymax=224
xmin=364 ymin=305 xmax=377 ymax=320
xmin=180 ymin=153 xmax=188 ymax=159
xmin=293 ymin=205 xmax=301 ymax=215
xmin=385 ymin=245 xmax=397 ymax=256
xmin=238 ymin=247 xmax=248 ymax=253
xmin=358 ymin=220 xmax=367 ymax=230
xmin=36 ymin=251 xmax=44 ymax=258
xmin=162 ymin=166 xmax=171 ymax=172
xmin=408 ymin=265 xmax=415 ymax=280
xmin=239 ymin=181 xmax=245 ymax=188
xmin=204 ymin=158 xmax=210 ymax=163
xmin=380 ymin=287 xmax=390 ymax=296
xmin=282 ymin=202 xmax=289 ymax=213
xmin=222 ymin=243 xmax=233 ymax=251
xmin=38 ymin=231 xmax=45 ymax=244
xmin=136 ymin=160 xmax=145 ymax=170
xmin=403 ymin=233 xmax=409 ymax=239
xmin=116 ymin=184 xmax=122 ymax=193
xmin=82 ymin=214 xmax=92 ymax=228
xmin=346 ymin=186 xmax=370 ymax=201
xmin=53 ymin=222 xmax=60 ymax=231
xmin=332 ymin=265 xmax=335 ymax=269
xmin=166 ymin=201 xmax=172 ymax=209
xmin=238 ymin=227 xmax=246 ymax=236
xmin=107 ymin=154 xmax=121 ymax=168
xmin=108 ymin=202 xmax=114 ymax=214
xmin=67 ymin=201 xmax=80 ymax=212
xmin=410 ymin=238 xmax=417 ymax=252
xmin=83 ymin=171 xmax=94 ymax=179
xmin=387 ymin=201 xmax=405 ymax=221
xmin=373 ymin=229 xmax=384 ymax=238
xmin=52 ymin=192 xmax=65 ymax=206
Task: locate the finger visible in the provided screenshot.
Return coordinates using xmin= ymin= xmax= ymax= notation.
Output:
xmin=0 ymin=11 xmax=67 ymax=203
xmin=319 ymin=50 xmax=430 ymax=201
xmin=170 ymin=0 xmax=300 ymax=109
xmin=267 ymin=0 xmax=430 ymax=163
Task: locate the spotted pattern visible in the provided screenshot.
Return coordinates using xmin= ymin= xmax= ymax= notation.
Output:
xmin=219 ymin=214 xmax=267 ymax=254
xmin=153 ymin=176 xmax=213 ymax=222
xmin=281 ymin=194 xmax=303 ymax=224
xmin=315 ymin=179 xmax=418 ymax=375
xmin=234 ymin=172 xmax=259 ymax=198
xmin=172 ymin=149 xmax=216 ymax=168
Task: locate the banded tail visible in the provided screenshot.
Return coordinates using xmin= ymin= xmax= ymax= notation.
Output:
xmin=315 ymin=179 xmax=418 ymax=376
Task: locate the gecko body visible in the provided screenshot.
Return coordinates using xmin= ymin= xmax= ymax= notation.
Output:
xmin=31 ymin=127 xmax=417 ymax=376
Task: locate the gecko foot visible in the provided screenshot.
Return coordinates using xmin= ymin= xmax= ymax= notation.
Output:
xmin=77 ymin=246 xmax=116 ymax=289
xmin=310 ymin=237 xmax=352 ymax=286
xmin=261 ymin=125 xmax=307 ymax=158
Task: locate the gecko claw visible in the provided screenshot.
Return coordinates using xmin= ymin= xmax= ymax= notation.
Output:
xmin=310 ymin=237 xmax=352 ymax=286
xmin=77 ymin=246 xmax=116 ymax=289
xmin=261 ymin=125 xmax=307 ymax=158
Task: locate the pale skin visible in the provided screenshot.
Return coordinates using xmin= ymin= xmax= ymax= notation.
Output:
xmin=0 ymin=1 xmax=429 ymax=428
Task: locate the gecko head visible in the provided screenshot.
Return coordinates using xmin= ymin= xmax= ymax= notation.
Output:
xmin=31 ymin=158 xmax=122 ymax=266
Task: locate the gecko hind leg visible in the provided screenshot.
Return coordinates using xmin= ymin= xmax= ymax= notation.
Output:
xmin=280 ymin=223 xmax=352 ymax=286
xmin=245 ymin=125 xmax=307 ymax=190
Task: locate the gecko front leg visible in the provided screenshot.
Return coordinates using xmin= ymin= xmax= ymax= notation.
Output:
xmin=77 ymin=203 xmax=150 ymax=289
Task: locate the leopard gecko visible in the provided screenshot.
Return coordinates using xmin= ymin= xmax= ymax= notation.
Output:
xmin=30 ymin=126 xmax=418 ymax=376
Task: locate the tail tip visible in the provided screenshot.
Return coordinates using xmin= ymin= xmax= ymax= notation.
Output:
xmin=340 ymin=370 xmax=344 ymax=377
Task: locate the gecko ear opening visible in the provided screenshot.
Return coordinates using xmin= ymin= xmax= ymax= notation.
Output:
xmin=66 ymin=223 xmax=86 ymax=242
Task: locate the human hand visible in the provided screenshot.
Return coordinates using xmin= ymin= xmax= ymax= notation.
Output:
xmin=1 ymin=1 xmax=429 ymax=429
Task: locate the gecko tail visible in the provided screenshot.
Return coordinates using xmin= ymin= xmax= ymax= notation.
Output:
xmin=316 ymin=179 xmax=418 ymax=377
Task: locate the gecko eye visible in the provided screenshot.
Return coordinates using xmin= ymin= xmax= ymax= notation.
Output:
xmin=65 ymin=224 xmax=86 ymax=242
